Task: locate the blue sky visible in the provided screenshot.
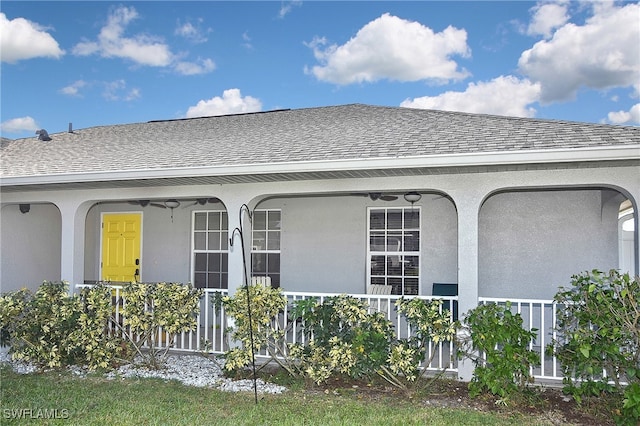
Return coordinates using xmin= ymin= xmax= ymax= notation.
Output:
xmin=1 ymin=1 xmax=639 ymax=139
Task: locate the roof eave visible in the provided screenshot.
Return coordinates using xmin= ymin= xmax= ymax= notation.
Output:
xmin=2 ymin=145 xmax=639 ymax=188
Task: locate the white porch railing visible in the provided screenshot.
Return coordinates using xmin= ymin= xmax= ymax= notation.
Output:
xmin=75 ymin=284 xmax=229 ymax=354
xmin=280 ymin=292 xmax=458 ymax=372
xmin=478 ymin=297 xmax=562 ymax=381
xmin=75 ymin=284 xmax=574 ymax=381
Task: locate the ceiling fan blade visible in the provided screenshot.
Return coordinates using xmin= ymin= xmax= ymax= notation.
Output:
xmin=150 ymin=203 xmax=167 ymax=209
xmin=182 ymin=201 xmax=199 ymax=209
xmin=127 ymin=199 xmax=152 ymax=207
xmin=380 ymin=195 xmax=398 ymax=201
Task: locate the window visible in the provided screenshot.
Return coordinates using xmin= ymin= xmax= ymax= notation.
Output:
xmin=251 ymin=210 xmax=281 ymax=287
xmin=368 ymin=207 xmax=420 ymax=295
xmin=192 ymin=211 xmax=228 ymax=289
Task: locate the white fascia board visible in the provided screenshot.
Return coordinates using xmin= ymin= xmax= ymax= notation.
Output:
xmin=2 ymin=145 xmax=639 ymax=187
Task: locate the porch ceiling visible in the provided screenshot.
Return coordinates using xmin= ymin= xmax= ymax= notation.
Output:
xmin=1 ymin=159 xmax=636 ymax=193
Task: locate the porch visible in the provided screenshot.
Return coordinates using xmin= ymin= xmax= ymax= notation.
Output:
xmin=2 ymin=164 xmax=637 ymax=386
xmin=76 ymin=284 xmax=565 ymax=382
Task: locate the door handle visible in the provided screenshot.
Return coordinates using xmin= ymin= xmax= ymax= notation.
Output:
xmin=135 ymin=258 xmax=140 ymax=265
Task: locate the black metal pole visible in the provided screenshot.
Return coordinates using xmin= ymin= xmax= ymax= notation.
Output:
xmin=229 ymin=204 xmax=258 ymax=404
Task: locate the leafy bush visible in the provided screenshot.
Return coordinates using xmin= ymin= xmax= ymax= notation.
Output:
xmin=0 ymin=281 xmax=126 ymax=369
xmin=458 ymin=302 xmax=540 ymax=398
xmin=121 ymin=282 xmax=202 ymax=369
xmin=548 ymin=270 xmax=639 ymax=424
xmin=287 ymin=295 xmax=457 ymax=391
xmin=0 ymin=287 xmax=30 ymax=346
xmin=288 ymin=295 xmax=395 ymax=385
xmin=622 ymin=383 xmax=640 ymax=426
xmin=381 ymin=298 xmax=457 ymax=389
xmin=221 ymin=284 xmax=288 ymax=374
xmin=74 ymin=283 xmax=129 ymax=369
xmin=222 ymin=290 xmax=457 ymax=390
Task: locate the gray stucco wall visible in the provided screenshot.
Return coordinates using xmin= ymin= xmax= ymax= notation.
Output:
xmin=49 ymin=188 xmax=624 ymax=299
xmin=478 ymin=189 xmax=620 ymax=299
xmin=258 ymin=195 xmax=458 ymax=294
xmin=83 ymin=195 xmax=458 ymax=294
xmin=0 ymin=203 xmax=61 ymax=291
xmin=261 ymin=196 xmax=367 ymax=293
xmin=84 ymin=202 xmax=201 ymax=284
xmin=421 ymin=196 xmax=459 ymax=292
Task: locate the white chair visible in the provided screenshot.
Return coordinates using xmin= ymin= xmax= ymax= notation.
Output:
xmin=251 ymin=276 xmax=272 ymax=287
xmin=368 ymin=284 xmax=392 ymax=295
xmin=367 ymin=284 xmax=392 ymax=315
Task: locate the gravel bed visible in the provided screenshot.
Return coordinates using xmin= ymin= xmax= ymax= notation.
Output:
xmin=0 ymin=347 xmax=286 ymax=394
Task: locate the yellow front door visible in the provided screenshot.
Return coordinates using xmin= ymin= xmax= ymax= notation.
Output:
xmin=101 ymin=213 xmax=142 ymax=282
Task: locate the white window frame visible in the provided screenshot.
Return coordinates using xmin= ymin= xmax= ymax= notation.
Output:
xmin=190 ymin=210 xmax=229 ymax=289
xmin=366 ymin=206 xmax=421 ymax=295
xmin=251 ymin=209 xmax=281 ymax=287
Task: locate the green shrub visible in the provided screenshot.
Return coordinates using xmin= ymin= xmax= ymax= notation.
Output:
xmin=0 ymin=287 xmax=30 ymax=346
xmin=548 ymin=270 xmax=639 ymax=425
xmin=287 ymin=295 xmax=457 ymax=390
xmin=459 ymin=302 xmax=540 ymax=398
xmin=381 ymin=298 xmax=457 ymax=389
xmin=221 ymin=283 xmax=288 ymax=374
xmin=288 ymin=295 xmax=395 ymax=385
xmin=74 ymin=283 xmax=129 ymax=369
xmin=0 ymin=281 xmax=126 ymax=370
xmin=621 ymin=383 xmax=640 ymax=426
xmin=121 ymin=282 xmax=202 ymax=369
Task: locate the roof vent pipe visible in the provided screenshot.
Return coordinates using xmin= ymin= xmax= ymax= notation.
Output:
xmin=68 ymin=123 xmax=73 ymax=133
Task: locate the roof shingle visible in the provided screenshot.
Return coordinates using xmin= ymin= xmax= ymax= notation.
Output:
xmin=2 ymin=104 xmax=639 ymax=179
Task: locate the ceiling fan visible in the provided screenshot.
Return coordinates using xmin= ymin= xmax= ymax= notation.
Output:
xmin=128 ymin=200 xmax=166 ymax=208
xmin=366 ymin=192 xmax=398 ymax=201
xmin=182 ymin=197 xmax=221 ymax=208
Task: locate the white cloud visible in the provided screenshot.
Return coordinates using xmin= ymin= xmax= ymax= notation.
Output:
xmin=59 ymin=80 xmax=88 ymax=97
xmin=185 ymin=89 xmax=262 ymax=118
xmin=306 ymin=13 xmax=470 ymax=85
xmin=73 ymin=6 xmax=172 ymax=66
xmin=526 ymin=1 xmax=570 ymax=38
xmin=0 ymin=13 xmax=64 ymax=63
xmin=242 ymin=32 xmax=253 ymax=50
xmin=400 ymin=76 xmax=541 ymax=118
xmin=72 ymin=6 xmax=215 ymax=75
xmin=103 ymin=79 xmax=141 ymax=101
xmin=175 ymin=19 xmax=209 ymax=44
xmin=125 ymin=87 xmax=141 ymax=101
xmin=278 ymin=1 xmax=302 ymax=19
xmin=174 ymin=58 xmax=216 ymax=75
xmin=519 ymin=2 xmax=640 ymax=103
xmin=608 ymin=103 xmax=640 ymax=125
xmin=0 ymin=116 xmax=39 ymax=134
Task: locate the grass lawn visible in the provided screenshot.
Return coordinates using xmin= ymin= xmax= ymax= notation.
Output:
xmin=1 ymin=365 xmax=544 ymax=426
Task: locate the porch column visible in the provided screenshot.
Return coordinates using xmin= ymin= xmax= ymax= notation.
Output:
xmin=628 ymin=186 xmax=640 ymax=275
xmin=224 ymin=198 xmax=254 ymax=297
xmin=450 ymin=191 xmax=484 ymax=382
xmin=57 ymin=199 xmax=91 ymax=294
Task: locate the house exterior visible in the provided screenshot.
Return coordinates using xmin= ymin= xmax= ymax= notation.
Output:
xmin=1 ymin=104 xmax=638 ymax=322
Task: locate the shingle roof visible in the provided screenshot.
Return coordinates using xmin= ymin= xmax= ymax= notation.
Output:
xmin=1 ymin=104 xmax=639 ymax=179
